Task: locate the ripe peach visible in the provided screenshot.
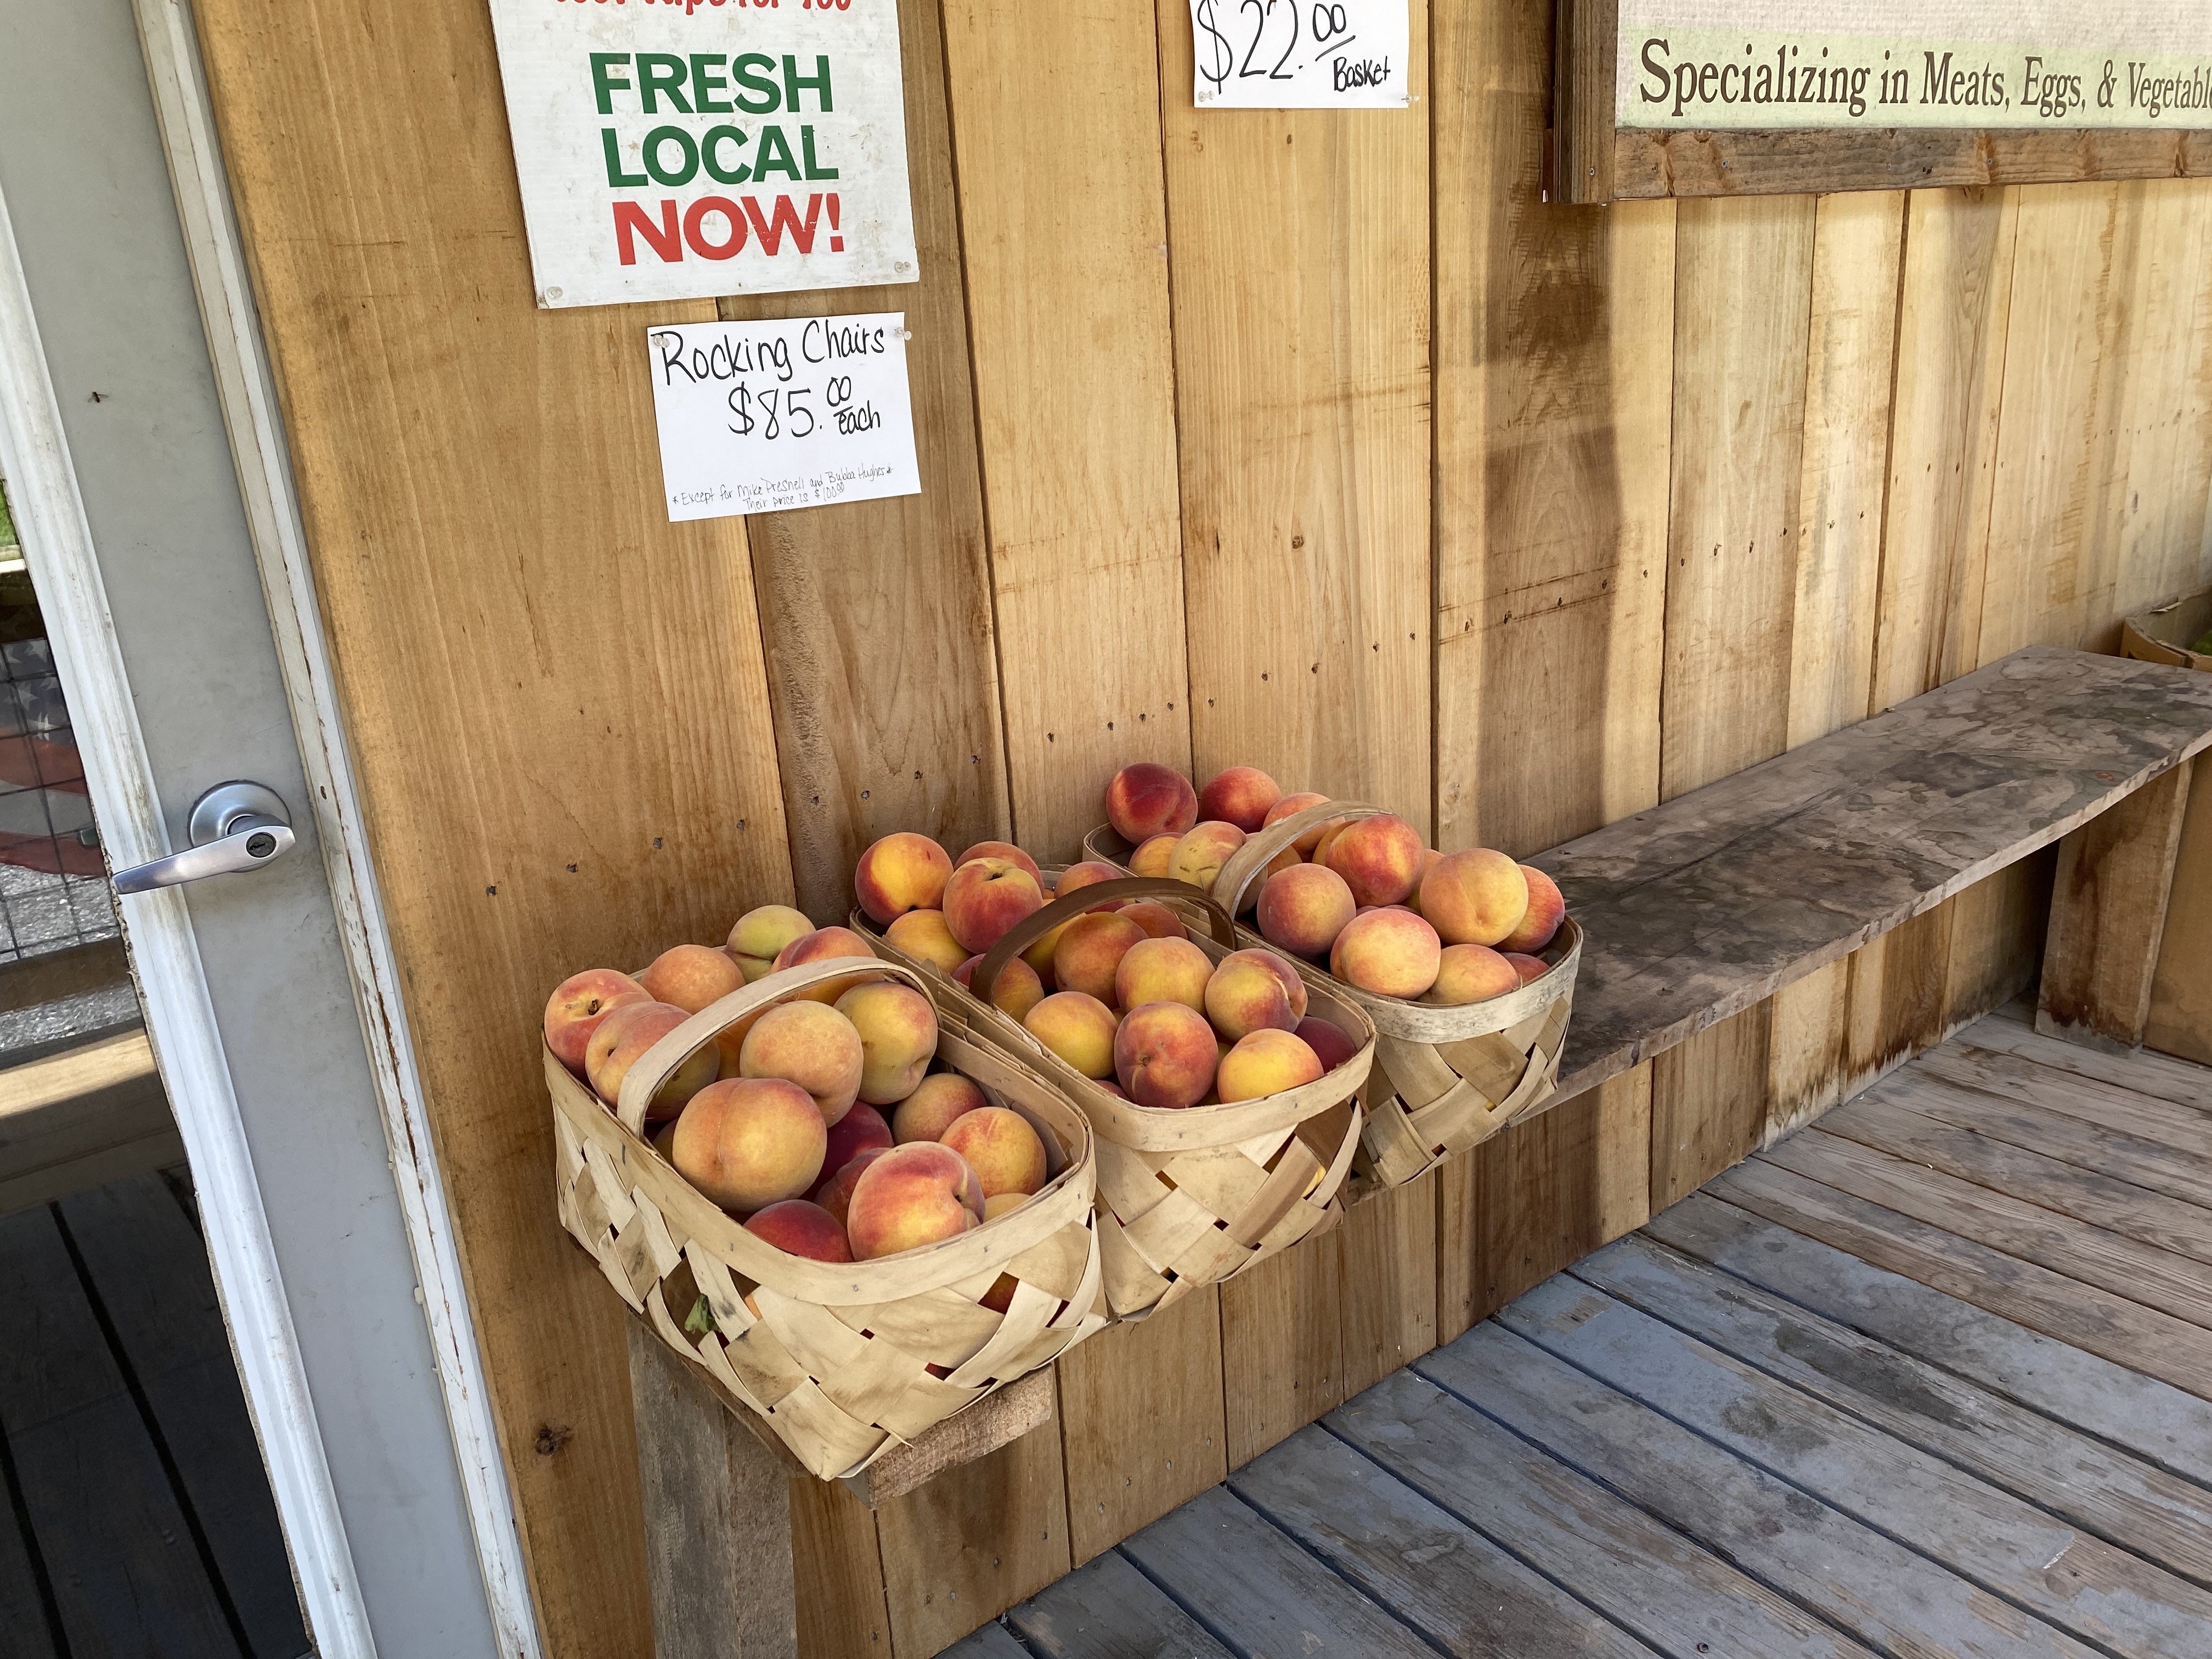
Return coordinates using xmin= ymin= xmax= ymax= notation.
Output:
xmin=1198 ymin=765 xmax=1282 ymax=833
xmin=738 ymin=1000 xmax=864 ymax=1125
xmin=854 ymin=832 xmax=955 ymax=924
xmin=1330 ymin=907 xmax=1442 ymax=999
xmin=1113 ymin=1000 xmax=1218 ymax=1109
xmin=885 ymin=908 xmax=968 ymax=975
xmin=544 ymin=969 xmax=648 ymax=1072
xmin=1425 ymin=943 xmax=1520 ymax=1006
xmin=983 ymin=1193 xmax=1028 ymax=1220
xmin=1053 ymin=861 xmax=1126 ymax=912
xmin=1263 ymin=792 xmax=1337 ymax=855
xmin=835 ymin=981 xmax=939 ymax=1105
xmin=954 ymin=839 xmax=1042 ymax=885
xmin=639 ymin=946 xmax=742 ymax=1017
xmin=817 ymin=1102 xmax=892 ymax=1184
xmin=1019 ymin=924 xmax=1064 ymax=986
xmin=1323 ymin=814 xmax=1425 ymax=908
xmin=1094 ymin=1079 xmax=1130 ymax=1100
xmin=1255 ymin=863 xmax=1356 ymax=958
xmin=813 ymin=1145 xmax=887 ymax=1226
xmin=586 ymin=1001 xmax=719 ymax=1120
xmin=1105 ymin=763 xmax=1199 ymax=843
xmin=745 ymin=1200 xmax=852 ymax=1262
xmin=1504 ymin=952 xmax=1550 ymax=985
xmin=891 ymin=1073 xmax=986 ymax=1143
xmin=941 ymin=1106 xmax=1048 ymax=1199
xmin=847 ymin=1142 xmax=985 ymax=1260
xmin=1023 ymin=991 xmax=1119 ymax=1079
xmin=1167 ymin=821 xmax=1246 ymax=894
xmin=942 ymin=857 xmax=1046 ymax=955
xmin=1204 ymin=948 xmax=1305 ymax=1041
xmin=1498 ymin=865 xmax=1566 ymax=954
xmin=1114 ymin=935 xmax=1213 ymax=1014
xmin=1216 ymin=1029 xmax=1323 ymax=1103
xmin=727 ymin=905 xmax=816 ymax=982
xmin=1121 ymin=901 xmax=1186 ymax=940
xmin=955 ymin=953 xmax=1047 ymax=1023
xmin=1053 ymin=911 xmax=1146 ymax=1003
xmin=1311 ymin=820 xmax=1352 ymax=870
xmin=1402 ymin=849 xmax=1445 ymax=918
xmin=1418 ymin=849 xmax=1529 ymax=947
xmin=669 ymin=1076 xmax=826 ymax=1212
xmin=772 ymin=926 xmax=881 ymax=1003
xmin=1129 ymin=834 xmax=1179 ymax=878
xmin=1295 ymin=1015 xmax=1359 ymax=1074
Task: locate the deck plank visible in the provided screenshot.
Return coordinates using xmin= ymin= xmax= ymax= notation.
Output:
xmin=1231 ymin=1424 xmax=1665 ymax=1659
xmin=0 ymin=1435 xmax=59 ymax=1659
xmin=1331 ymin=1366 xmax=1874 ymax=1658
xmin=1572 ymin=1233 xmax=2212 ymax=1583
xmin=1119 ymin=1484 xmax=1438 ymax=1656
xmin=1415 ymin=1323 xmax=2100 ymax=1659
xmin=0 ymin=1205 xmax=238 ymax=1658
xmin=1916 ymin=1042 xmax=2212 ymax=1160
xmin=57 ymin=1177 xmax=306 ymax=1659
xmin=1005 ymin=1549 xmax=1234 ymax=1657
xmin=1500 ymin=1274 xmax=2212 ymax=1659
xmin=940 ymin=1621 xmax=1035 ymax=1658
xmin=1976 ymin=1005 xmax=2212 ymax=1113
xmin=1645 ymin=1192 xmax=2212 ymax=1486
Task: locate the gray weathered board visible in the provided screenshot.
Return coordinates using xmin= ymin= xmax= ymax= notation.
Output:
xmin=1532 ymin=645 xmax=2212 ymax=1105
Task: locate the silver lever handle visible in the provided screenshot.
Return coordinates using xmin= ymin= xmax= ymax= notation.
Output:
xmin=112 ymin=781 xmax=295 ymax=896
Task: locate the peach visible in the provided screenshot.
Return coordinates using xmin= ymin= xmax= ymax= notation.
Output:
xmin=941 ymin=1106 xmax=1048 ymax=1199
xmin=669 ymin=1076 xmax=826 ymax=1211
xmin=1505 ymin=952 xmax=1550 ymax=985
xmin=1167 ymin=821 xmax=1246 ymax=894
xmin=1121 ymin=901 xmax=1186 ymax=941
xmin=1323 ymin=814 xmax=1425 ymax=908
xmin=1053 ymin=861 xmax=1126 ymax=912
xmin=1418 ymin=849 xmax=1529 ymax=947
xmin=1425 ymin=943 xmax=1520 ymax=1006
xmin=942 ymin=857 xmax=1046 ymax=955
xmin=1498 ymin=866 xmax=1566 ymax=954
xmin=1216 ymin=1029 xmax=1323 ymax=1103
xmin=1402 ymin=849 xmax=1445 ymax=918
xmin=885 ymin=908 xmax=968 ymax=975
xmin=854 ymin=832 xmax=955 ymax=923
xmin=1113 ymin=1001 xmax=1218 ymax=1109
xmin=727 ymin=905 xmax=815 ymax=982
xmin=835 ymin=981 xmax=939 ymax=1105
xmin=1019 ymin=924 xmax=1065 ymax=986
xmin=586 ymin=1001 xmax=719 ymax=1120
xmin=1053 ymin=911 xmax=1146 ymax=1003
xmin=1105 ymin=763 xmax=1198 ymax=843
xmin=772 ymin=926 xmax=881 ymax=1003
xmin=890 ymin=1072 xmax=986 ymax=1143
xmin=817 ymin=1102 xmax=893 ymax=1183
xmin=983 ymin=1192 xmax=1029 ymax=1220
xmin=1295 ymin=1015 xmax=1359 ymax=1074
xmin=1330 ymin=907 xmax=1442 ymax=999
xmin=1263 ymin=792 xmax=1337 ymax=855
xmin=544 ymin=969 xmax=648 ymax=1072
xmin=1198 ymin=765 xmax=1282 ymax=833
xmin=847 ymin=1142 xmax=985 ymax=1260
xmin=1255 ymin=864 xmax=1356 ymax=958
xmin=1204 ymin=948 xmax=1305 ymax=1041
xmin=1128 ymin=834 xmax=1179 ymax=878
xmin=745 ymin=1200 xmax=852 ymax=1262
xmin=1094 ymin=1079 xmax=1130 ymax=1100
xmin=955 ymin=839 xmax=1043 ymax=885
xmin=1311 ymin=820 xmax=1352 ymax=870
xmin=955 ymin=953 xmax=1047 ymax=1023
xmin=1023 ymin=991 xmax=1119 ymax=1079
xmin=1114 ymin=935 xmax=1213 ymax=1014
xmin=813 ymin=1145 xmax=887 ymax=1226
xmin=738 ymin=1000 xmax=864 ymax=1125
xmin=637 ymin=945 xmax=742 ymax=1018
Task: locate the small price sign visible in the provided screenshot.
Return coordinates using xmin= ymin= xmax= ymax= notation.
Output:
xmin=1190 ymin=0 xmax=1410 ymax=109
xmin=646 ymin=312 xmax=921 ymax=522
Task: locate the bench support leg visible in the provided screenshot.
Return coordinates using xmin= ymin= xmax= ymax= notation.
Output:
xmin=2038 ymin=759 xmax=2193 ymax=1053
xmin=627 ymin=1322 xmax=799 ymax=1658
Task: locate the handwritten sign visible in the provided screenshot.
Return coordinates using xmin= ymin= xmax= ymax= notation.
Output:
xmin=1190 ymin=0 xmax=1410 ymax=109
xmin=646 ymin=313 xmax=920 ymax=522
xmin=487 ymin=0 xmax=918 ymax=309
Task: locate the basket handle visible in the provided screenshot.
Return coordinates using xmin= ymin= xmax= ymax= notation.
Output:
xmin=614 ymin=955 xmax=925 ymax=1134
xmin=1209 ymin=800 xmax=1389 ymax=917
xmin=971 ymin=876 xmax=1235 ymax=1007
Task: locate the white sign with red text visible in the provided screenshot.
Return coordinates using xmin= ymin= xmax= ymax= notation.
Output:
xmin=488 ymin=0 xmax=918 ymax=308
xmin=647 ymin=313 xmax=920 ymax=520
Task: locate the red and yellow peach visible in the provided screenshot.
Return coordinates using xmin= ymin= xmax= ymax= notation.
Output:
xmin=586 ymin=1001 xmax=719 ymax=1120
xmin=669 ymin=1076 xmax=827 ymax=1211
xmin=1105 ymin=763 xmax=1199 ymax=844
xmin=728 ymin=905 xmax=815 ymax=983
xmin=1425 ymin=943 xmax=1519 ymax=1006
xmin=1418 ymin=849 xmax=1529 ymax=947
xmin=942 ymin=857 xmax=1046 ymax=955
xmin=1023 ymin=991 xmax=1119 ymax=1079
xmin=847 ymin=1143 xmax=985 ymax=1259
xmin=885 ymin=908 xmax=968 ymax=975
xmin=1215 ymin=1029 xmax=1323 ymax=1103
xmin=1167 ymin=821 xmax=1246 ymax=894
xmin=1198 ymin=766 xmax=1282 ymax=833
xmin=890 ymin=1073 xmax=985 ymax=1143
xmin=940 ymin=1107 xmax=1048 ymax=1199
xmin=836 ymin=981 xmax=938 ymax=1105
xmin=1113 ymin=1001 xmax=1218 ymax=1109
xmin=1052 ymin=911 xmax=1146 ymax=1003
xmin=1498 ymin=865 xmax=1566 ymax=954
xmin=744 ymin=1199 xmax=851 ymax=1262
xmin=1323 ymin=814 xmax=1425 ymax=908
xmin=543 ymin=969 xmax=647 ymax=1072
xmin=1329 ymin=907 xmax=1442 ymax=999
xmin=1114 ymin=935 xmax=1212 ymax=1013
xmin=738 ymin=1000 xmax=864 ymax=1125
xmin=1255 ymin=863 xmax=1357 ymax=958
xmin=854 ymin=832 xmax=955 ymax=923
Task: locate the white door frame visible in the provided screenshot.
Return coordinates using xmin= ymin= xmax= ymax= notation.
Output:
xmin=0 ymin=3 xmax=542 ymax=1654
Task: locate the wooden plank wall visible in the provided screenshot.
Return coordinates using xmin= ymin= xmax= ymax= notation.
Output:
xmin=187 ymin=0 xmax=2212 ymax=1653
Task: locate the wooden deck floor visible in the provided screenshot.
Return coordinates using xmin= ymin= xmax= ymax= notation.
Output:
xmin=0 ymin=1170 xmax=309 ymax=1658
xmin=955 ymin=1006 xmax=2212 ymax=1659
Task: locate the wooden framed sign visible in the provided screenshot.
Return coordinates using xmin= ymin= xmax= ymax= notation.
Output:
xmin=1557 ymin=1 xmax=2212 ymax=202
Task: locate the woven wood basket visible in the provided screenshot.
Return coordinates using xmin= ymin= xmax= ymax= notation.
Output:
xmin=548 ymin=956 xmax=1109 ymax=1481
xmin=854 ymin=874 xmax=1370 ymax=1318
xmin=1086 ymin=803 xmax=1582 ymax=1187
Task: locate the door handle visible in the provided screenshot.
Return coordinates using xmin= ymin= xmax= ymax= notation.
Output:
xmin=112 ymin=781 xmax=295 ymax=895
